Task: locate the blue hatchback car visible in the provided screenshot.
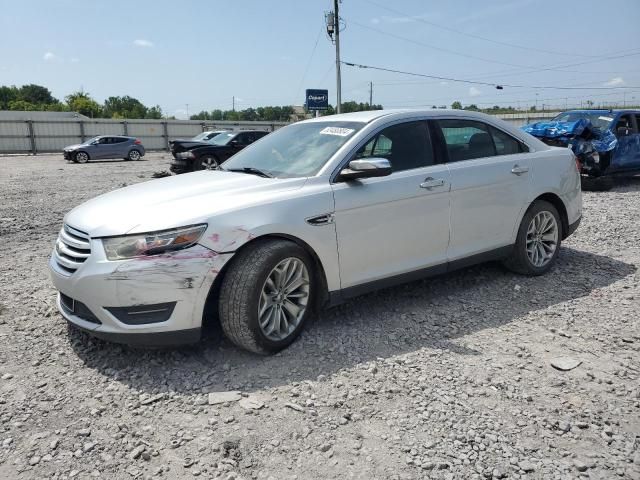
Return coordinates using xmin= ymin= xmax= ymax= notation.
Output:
xmin=523 ymin=110 xmax=640 ymax=183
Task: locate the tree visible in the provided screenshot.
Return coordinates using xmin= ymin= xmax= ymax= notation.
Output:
xmin=18 ymin=84 xmax=56 ymax=105
xmin=103 ymin=96 xmax=148 ymax=119
xmin=0 ymin=86 xmax=18 ymax=109
xmin=65 ymin=91 xmax=102 ymax=117
xmin=451 ymin=101 xmax=462 ymax=110
xmin=463 ymin=104 xmax=479 ymax=111
xmin=145 ymin=105 xmax=163 ymax=119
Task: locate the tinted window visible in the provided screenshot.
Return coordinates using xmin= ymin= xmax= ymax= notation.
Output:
xmin=489 ymin=126 xmax=524 ymax=155
xmin=113 ymin=137 xmax=129 ymax=143
xmin=437 ymin=120 xmax=496 ymax=162
xmin=355 ymin=121 xmax=433 ymax=172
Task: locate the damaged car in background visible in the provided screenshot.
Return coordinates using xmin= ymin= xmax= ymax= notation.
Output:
xmin=522 ymin=109 xmax=640 ymax=189
xmin=170 ymin=130 xmax=270 ymax=174
xmin=49 ymin=109 xmax=581 ymax=354
xmin=169 ymin=130 xmax=228 ymax=159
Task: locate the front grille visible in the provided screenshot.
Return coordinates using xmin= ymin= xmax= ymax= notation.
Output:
xmin=54 ymin=224 xmax=91 ymax=275
xmin=59 ymin=293 xmax=101 ymax=324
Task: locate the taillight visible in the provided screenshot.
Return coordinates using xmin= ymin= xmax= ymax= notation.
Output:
xmin=134 ymin=139 xmax=142 ymax=145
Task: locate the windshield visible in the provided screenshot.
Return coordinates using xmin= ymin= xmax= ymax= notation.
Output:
xmin=210 ymin=132 xmax=237 ymax=146
xmin=552 ymin=112 xmax=614 ymax=130
xmin=222 ymin=121 xmax=363 ymax=178
xmin=84 ymin=136 xmax=100 ymax=144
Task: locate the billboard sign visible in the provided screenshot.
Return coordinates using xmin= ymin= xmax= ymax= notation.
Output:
xmin=305 ymin=89 xmax=329 ymax=111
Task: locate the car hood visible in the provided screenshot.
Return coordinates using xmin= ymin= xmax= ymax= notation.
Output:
xmin=522 ymin=119 xmax=617 ymax=153
xmin=64 ymin=171 xmax=308 ymax=237
xmin=64 ymin=143 xmax=87 ymax=150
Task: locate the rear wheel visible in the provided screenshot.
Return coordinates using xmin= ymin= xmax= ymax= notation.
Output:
xmin=128 ymin=150 xmax=141 ymax=161
xmin=218 ymin=239 xmax=314 ymax=354
xmin=503 ymin=200 xmax=562 ymax=276
xmin=74 ymin=151 xmax=89 ymax=163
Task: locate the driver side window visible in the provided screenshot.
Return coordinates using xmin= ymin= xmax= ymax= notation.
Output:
xmin=354 ymin=121 xmax=433 ymax=172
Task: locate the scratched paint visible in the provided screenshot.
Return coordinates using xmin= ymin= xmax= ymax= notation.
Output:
xmin=208 ymin=226 xmax=256 ymax=252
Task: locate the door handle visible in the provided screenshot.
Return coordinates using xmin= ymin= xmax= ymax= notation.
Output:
xmin=511 ymin=164 xmax=529 ymax=175
xmin=420 ymin=177 xmax=445 ymax=189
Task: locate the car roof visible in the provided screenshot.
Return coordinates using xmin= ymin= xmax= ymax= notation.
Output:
xmin=560 ymin=109 xmax=640 ymax=115
xmin=302 ymin=108 xmax=513 ymax=124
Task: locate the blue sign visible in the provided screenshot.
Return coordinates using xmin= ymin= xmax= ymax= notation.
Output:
xmin=305 ymin=89 xmax=329 ymax=111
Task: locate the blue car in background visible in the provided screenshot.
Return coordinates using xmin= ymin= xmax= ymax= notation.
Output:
xmin=523 ymin=110 xmax=640 ymax=189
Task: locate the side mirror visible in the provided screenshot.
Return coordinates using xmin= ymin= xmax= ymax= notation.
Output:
xmin=617 ymin=126 xmax=631 ymax=137
xmin=338 ymin=158 xmax=392 ymax=181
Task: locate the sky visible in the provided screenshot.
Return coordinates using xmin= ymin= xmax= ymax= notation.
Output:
xmin=1 ymin=0 xmax=640 ymax=118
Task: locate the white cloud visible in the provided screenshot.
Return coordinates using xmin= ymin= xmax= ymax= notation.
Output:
xmin=469 ymin=86 xmax=482 ymax=97
xmin=371 ymin=17 xmax=380 ymax=24
xmin=70 ymin=57 xmax=80 ymax=63
xmin=133 ymin=39 xmax=154 ymax=48
xmin=604 ymin=77 xmax=624 ymax=87
xmin=439 ymin=81 xmax=449 ymax=86
xmin=43 ymin=51 xmax=59 ymax=62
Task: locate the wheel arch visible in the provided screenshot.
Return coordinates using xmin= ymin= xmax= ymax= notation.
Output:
xmin=75 ymin=150 xmax=90 ymax=159
xmin=201 ymin=233 xmax=330 ymax=333
xmin=532 ymin=192 xmax=569 ymax=239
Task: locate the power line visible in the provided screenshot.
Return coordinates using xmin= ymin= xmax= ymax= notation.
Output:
xmin=350 ymin=19 xmax=640 ymax=79
xmin=293 ymin=25 xmax=325 ymax=105
xmin=341 ymin=61 xmax=640 ymax=90
xmin=364 ymin=0 xmax=603 ymax=59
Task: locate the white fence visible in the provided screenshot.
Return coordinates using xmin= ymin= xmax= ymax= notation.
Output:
xmin=0 ymin=118 xmax=288 ymax=155
xmin=0 ymin=112 xmax=559 ymax=155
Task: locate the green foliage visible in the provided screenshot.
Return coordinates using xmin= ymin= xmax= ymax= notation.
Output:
xmin=18 ymin=84 xmax=56 ymax=105
xmin=190 ymin=105 xmax=294 ymax=122
xmin=103 ymin=96 xmax=148 ymax=119
xmin=65 ymin=91 xmax=103 ymax=117
xmin=451 ymin=101 xmax=463 ymax=110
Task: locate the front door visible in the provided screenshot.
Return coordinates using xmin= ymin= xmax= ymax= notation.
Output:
xmin=611 ymin=113 xmax=640 ymax=171
xmin=434 ymin=119 xmax=532 ymax=260
xmin=331 ymin=120 xmax=451 ymax=289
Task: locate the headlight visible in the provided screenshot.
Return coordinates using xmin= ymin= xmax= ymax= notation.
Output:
xmin=102 ymin=224 xmax=207 ymax=260
xmin=177 ymin=151 xmax=195 ymax=159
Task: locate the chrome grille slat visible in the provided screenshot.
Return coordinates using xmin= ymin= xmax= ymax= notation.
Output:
xmin=59 ymin=229 xmax=90 ymax=250
xmin=55 ymin=224 xmax=92 ymax=274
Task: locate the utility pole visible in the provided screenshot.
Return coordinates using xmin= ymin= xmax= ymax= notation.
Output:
xmin=369 ymin=81 xmax=373 ymax=107
xmin=186 ymin=104 xmax=189 ymax=119
xmin=334 ymin=0 xmax=342 ymax=113
xmin=232 ymin=96 xmax=235 ymax=112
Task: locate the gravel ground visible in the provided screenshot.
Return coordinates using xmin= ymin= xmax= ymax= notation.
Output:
xmin=0 ymin=153 xmax=639 ymax=480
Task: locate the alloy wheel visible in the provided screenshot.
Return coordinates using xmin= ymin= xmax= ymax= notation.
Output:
xmin=201 ymin=156 xmax=218 ymax=170
xmin=526 ymin=211 xmax=558 ymax=267
xmin=258 ymin=257 xmax=310 ymax=341
xmin=75 ymin=152 xmax=88 ymax=163
xmin=129 ymin=150 xmax=141 ymax=161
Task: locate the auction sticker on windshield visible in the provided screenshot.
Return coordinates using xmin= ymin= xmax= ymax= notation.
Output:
xmin=320 ymin=127 xmax=355 ymax=137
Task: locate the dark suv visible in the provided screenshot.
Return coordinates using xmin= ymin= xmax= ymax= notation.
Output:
xmin=170 ymin=130 xmax=269 ymax=173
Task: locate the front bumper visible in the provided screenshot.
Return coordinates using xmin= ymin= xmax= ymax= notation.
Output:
xmin=170 ymin=158 xmax=191 ymax=174
xmin=63 ymin=150 xmax=73 ymax=160
xmin=49 ymin=241 xmax=233 ymax=347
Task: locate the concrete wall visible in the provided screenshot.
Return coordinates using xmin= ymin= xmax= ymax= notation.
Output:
xmin=0 ymin=119 xmax=288 ymax=155
xmin=0 ymin=113 xmax=559 ymax=155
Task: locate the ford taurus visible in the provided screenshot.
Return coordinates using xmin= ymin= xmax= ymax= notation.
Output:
xmin=49 ymin=110 xmax=582 ymax=353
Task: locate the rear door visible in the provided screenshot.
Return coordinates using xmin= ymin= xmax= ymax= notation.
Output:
xmin=434 ymin=118 xmax=532 ymax=260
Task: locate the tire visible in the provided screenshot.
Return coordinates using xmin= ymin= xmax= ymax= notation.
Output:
xmin=502 ymin=200 xmax=562 ymax=276
xmin=581 ymin=175 xmax=613 ymax=191
xmin=218 ymin=239 xmax=315 ymax=354
xmin=128 ymin=150 xmax=141 ymax=161
xmin=74 ymin=151 xmax=89 ymax=163
xmin=193 ymin=155 xmax=219 ymax=171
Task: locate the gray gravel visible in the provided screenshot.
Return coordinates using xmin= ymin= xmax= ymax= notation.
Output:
xmin=0 ymin=154 xmax=639 ymax=479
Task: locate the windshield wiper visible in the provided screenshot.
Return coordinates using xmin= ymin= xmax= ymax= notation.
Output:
xmin=225 ymin=167 xmax=274 ymax=178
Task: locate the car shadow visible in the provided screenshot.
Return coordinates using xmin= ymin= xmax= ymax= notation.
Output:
xmin=67 ymin=159 xmax=149 ymax=164
xmin=69 ymin=247 xmax=636 ymax=395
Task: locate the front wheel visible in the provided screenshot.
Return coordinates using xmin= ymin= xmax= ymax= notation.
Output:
xmin=194 ymin=155 xmax=219 ymax=171
xmin=218 ymin=239 xmax=315 ymax=354
xmin=503 ymin=200 xmax=562 ymax=276
xmin=74 ymin=151 xmax=89 ymax=163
